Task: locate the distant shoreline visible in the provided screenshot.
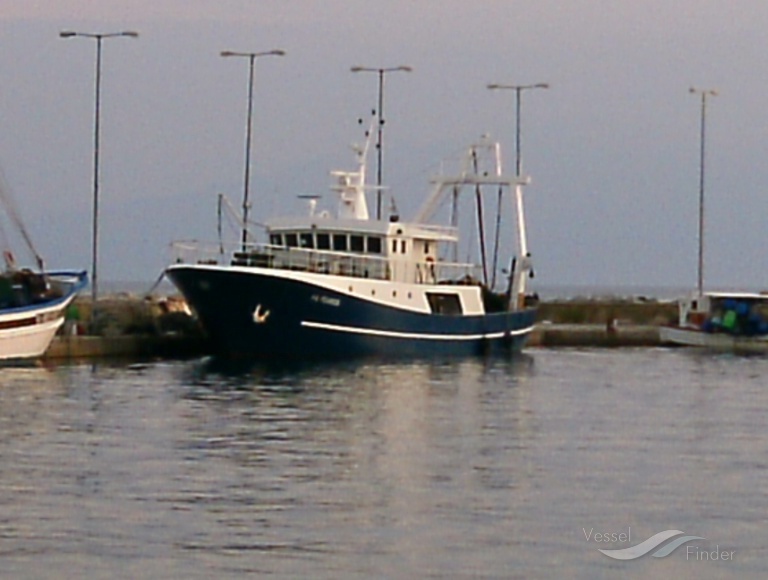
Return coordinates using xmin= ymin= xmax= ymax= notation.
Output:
xmin=96 ymin=279 xmax=766 ymax=302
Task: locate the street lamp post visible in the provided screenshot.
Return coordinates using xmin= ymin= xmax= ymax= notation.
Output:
xmin=59 ymin=30 xmax=138 ymax=315
xmin=487 ymin=83 xmax=549 ymax=176
xmin=221 ymin=49 xmax=285 ymax=248
xmin=690 ymin=87 xmax=717 ymax=297
xmin=350 ymin=65 xmax=412 ymax=220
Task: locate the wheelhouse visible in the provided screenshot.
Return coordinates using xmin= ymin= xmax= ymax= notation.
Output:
xmin=258 ymin=217 xmax=465 ymax=285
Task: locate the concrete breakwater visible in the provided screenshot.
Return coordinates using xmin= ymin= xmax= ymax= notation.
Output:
xmin=529 ymin=324 xmax=662 ymax=347
xmin=46 ymin=334 xmax=210 ymax=359
xmin=530 ymin=299 xmax=676 ymax=348
xmin=41 ymin=295 xmax=678 ymax=360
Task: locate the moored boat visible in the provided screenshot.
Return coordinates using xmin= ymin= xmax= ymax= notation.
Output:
xmin=660 ymin=291 xmax=768 ymax=353
xmin=656 ymin=90 xmax=768 ymax=353
xmin=0 ymin=161 xmax=88 ymax=362
xmin=0 ymin=268 xmax=87 ymax=362
xmin=167 ymin=129 xmax=539 ymax=359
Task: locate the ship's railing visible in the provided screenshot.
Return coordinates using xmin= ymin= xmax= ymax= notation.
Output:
xmin=170 ymin=240 xmax=481 ymax=284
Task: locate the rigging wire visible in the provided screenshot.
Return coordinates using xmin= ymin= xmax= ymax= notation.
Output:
xmin=143 ymin=269 xmax=167 ymax=298
xmin=380 ymin=144 xmax=470 ymax=218
xmin=450 ymin=185 xmax=459 ymax=263
xmin=471 ymin=147 xmax=489 ymax=287
xmin=0 ymin=163 xmax=44 ymax=270
xmin=490 ymin=185 xmax=504 ymax=289
xmin=217 ymin=193 xmax=267 ymax=245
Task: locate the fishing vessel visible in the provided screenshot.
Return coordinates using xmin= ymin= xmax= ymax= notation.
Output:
xmin=660 ymin=291 xmax=768 ymax=353
xmin=0 ymin=265 xmax=87 ymax=361
xmin=658 ymin=90 xmax=768 ymax=353
xmin=167 ymin=127 xmax=538 ymax=358
xmin=0 ymin=171 xmax=87 ymax=361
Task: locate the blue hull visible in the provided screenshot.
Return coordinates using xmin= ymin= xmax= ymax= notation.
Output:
xmin=167 ymin=266 xmax=536 ymax=359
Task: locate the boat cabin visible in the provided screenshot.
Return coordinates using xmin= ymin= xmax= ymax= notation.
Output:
xmin=679 ymin=291 xmax=768 ymax=336
xmin=233 ymin=217 xmax=463 ymax=286
xmin=171 ymin=132 xmax=536 ymax=316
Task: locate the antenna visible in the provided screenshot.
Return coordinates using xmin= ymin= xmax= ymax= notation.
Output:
xmin=297 ymin=194 xmax=321 ymax=216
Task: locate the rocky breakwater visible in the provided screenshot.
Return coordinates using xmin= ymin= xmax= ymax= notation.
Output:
xmin=45 ymin=294 xmax=210 ymax=360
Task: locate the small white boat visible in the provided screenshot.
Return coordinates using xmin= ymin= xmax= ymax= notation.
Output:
xmin=0 ymin=269 xmax=87 ymax=362
xmin=0 ymin=159 xmax=87 ymax=362
xmin=659 ymin=291 xmax=768 ymax=353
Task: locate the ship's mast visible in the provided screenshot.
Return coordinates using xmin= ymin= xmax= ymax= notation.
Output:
xmin=331 ymin=117 xmax=378 ymax=221
xmin=415 ymin=136 xmax=534 ymax=311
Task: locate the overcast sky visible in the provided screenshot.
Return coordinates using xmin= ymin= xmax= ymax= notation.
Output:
xmin=1 ymin=0 xmax=767 ymax=292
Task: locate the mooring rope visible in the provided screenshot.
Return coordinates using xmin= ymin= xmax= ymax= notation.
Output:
xmin=143 ymin=270 xmax=167 ymax=298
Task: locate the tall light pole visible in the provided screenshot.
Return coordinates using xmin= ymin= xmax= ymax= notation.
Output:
xmin=690 ymin=87 xmax=717 ymax=296
xmin=487 ymin=82 xmax=549 ymax=176
xmin=221 ymin=49 xmax=285 ymax=248
xmin=60 ymin=30 xmax=138 ymax=316
xmin=350 ymin=65 xmax=412 ymax=220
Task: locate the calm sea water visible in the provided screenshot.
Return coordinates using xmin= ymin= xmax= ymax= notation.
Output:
xmin=1 ymin=349 xmax=766 ymax=579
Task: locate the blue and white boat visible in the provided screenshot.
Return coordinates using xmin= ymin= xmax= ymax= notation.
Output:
xmin=0 ymin=267 xmax=88 ymax=362
xmin=166 ymin=130 xmax=538 ymax=358
xmin=0 ymin=161 xmax=88 ymax=361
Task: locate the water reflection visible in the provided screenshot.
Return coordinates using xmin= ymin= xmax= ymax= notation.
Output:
xmin=161 ymin=353 xmax=538 ymax=574
xmin=0 ymin=365 xmax=67 ymax=443
xmin=9 ymin=351 xmax=767 ymax=577
xmin=184 ymin=352 xmax=534 ymax=389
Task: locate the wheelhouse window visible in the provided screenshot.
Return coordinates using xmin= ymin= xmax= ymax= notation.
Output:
xmin=350 ymin=235 xmax=364 ymax=252
xmin=426 ymin=293 xmax=463 ymax=315
xmin=299 ymin=232 xmax=314 ymax=249
xmin=367 ymin=236 xmax=382 ymax=254
xmin=285 ymin=233 xmax=298 ymax=248
xmin=269 ymin=233 xmax=283 ymax=246
xmin=316 ymin=233 xmax=331 ymax=250
xmin=333 ymin=234 xmax=348 ymax=251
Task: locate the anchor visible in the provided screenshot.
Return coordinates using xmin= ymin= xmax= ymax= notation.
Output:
xmin=252 ymin=304 xmax=270 ymax=324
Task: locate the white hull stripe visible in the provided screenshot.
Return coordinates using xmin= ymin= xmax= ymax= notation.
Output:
xmin=300 ymin=320 xmax=534 ymax=341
